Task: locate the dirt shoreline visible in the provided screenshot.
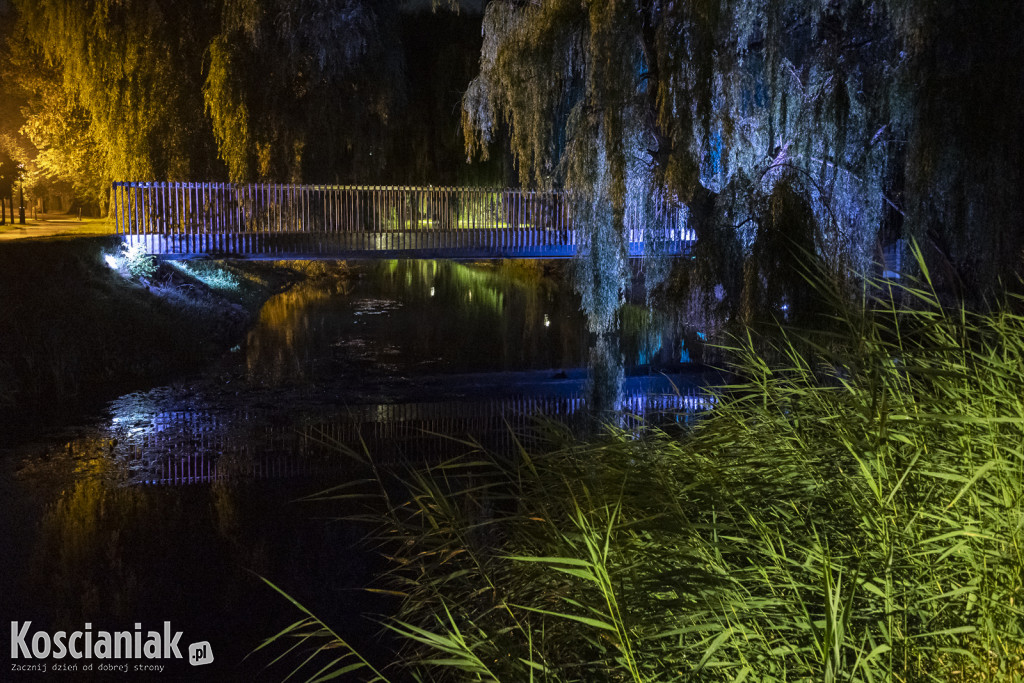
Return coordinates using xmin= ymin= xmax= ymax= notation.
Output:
xmin=0 ymin=236 xmax=301 ymax=441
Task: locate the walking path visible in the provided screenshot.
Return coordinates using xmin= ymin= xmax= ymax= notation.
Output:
xmin=0 ymin=213 xmax=115 ymax=241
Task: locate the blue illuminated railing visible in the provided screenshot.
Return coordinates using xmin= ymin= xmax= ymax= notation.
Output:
xmin=111 ymin=181 xmax=693 ymax=258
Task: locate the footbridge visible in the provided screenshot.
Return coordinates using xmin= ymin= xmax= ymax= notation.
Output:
xmin=113 ymin=181 xmax=693 ymax=259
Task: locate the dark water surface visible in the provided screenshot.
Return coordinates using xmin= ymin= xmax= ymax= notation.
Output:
xmin=1 ymin=260 xmax=711 ymax=680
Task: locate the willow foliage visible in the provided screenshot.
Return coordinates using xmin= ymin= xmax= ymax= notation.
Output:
xmin=204 ymin=0 xmax=404 ymax=182
xmin=464 ymin=0 xmax=1024 ymax=322
xmin=10 ymin=0 xmax=407 ymax=195
xmin=13 ymin=0 xmax=219 ymax=195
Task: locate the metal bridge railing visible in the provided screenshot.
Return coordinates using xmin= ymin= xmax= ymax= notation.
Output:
xmin=112 ymin=181 xmax=691 ymax=258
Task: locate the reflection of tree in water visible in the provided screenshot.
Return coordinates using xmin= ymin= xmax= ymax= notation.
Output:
xmin=585 ymin=334 xmax=624 ymax=421
xmin=25 ymin=437 xmax=291 ymax=631
xmin=245 ymin=259 xmax=589 ymax=376
xmin=18 ymin=431 xmax=373 ymax=674
xmin=245 ymin=272 xmax=350 ymax=382
xmin=620 ymin=304 xmax=668 ymax=366
xmin=396 ymin=260 xmax=584 ymax=368
xmin=24 ymin=437 xmax=236 ymax=629
xmin=210 ymin=480 xmax=274 ymax=578
xmin=30 ymin=445 xmax=155 ymax=628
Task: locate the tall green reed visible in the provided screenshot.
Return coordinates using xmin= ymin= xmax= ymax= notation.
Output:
xmin=263 ymin=258 xmax=1024 ymax=682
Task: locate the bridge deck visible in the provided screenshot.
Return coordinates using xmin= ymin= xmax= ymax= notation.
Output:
xmin=114 ymin=181 xmax=693 ymax=259
xmin=121 ymin=229 xmax=689 ymax=260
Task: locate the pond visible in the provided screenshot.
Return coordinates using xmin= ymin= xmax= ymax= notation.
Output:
xmin=0 ymin=259 xmax=714 ymax=680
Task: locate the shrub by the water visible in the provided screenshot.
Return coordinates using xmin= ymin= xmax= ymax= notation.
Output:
xmin=120 ymin=241 xmax=158 ymax=280
xmin=264 ymin=269 xmax=1024 ymax=682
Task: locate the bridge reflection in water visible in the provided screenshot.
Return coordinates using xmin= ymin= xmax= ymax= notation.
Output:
xmin=113 ymin=182 xmax=693 ymax=259
xmin=113 ymin=389 xmax=712 ymax=486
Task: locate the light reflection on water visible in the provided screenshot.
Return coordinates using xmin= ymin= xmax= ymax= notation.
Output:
xmin=244 ymin=260 xmax=595 ymax=383
xmin=108 ymin=389 xmax=712 ymax=486
xmin=2 ymin=436 xmax=374 ymax=679
xmin=1 ymin=259 xmax=713 ymax=679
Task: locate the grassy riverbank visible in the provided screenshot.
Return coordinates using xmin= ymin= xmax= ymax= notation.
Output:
xmin=0 ymin=237 xmax=298 ymax=432
xmin=267 ymin=276 xmax=1024 ymax=682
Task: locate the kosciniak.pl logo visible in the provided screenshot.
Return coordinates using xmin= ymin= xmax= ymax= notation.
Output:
xmin=9 ymin=621 xmax=213 ymax=673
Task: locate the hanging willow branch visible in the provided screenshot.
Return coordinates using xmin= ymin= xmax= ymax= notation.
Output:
xmin=463 ymin=0 xmax=1024 ymax=316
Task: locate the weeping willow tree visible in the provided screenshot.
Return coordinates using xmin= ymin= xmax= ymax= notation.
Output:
xmin=13 ymin=0 xmax=221 ymax=208
xmin=9 ymin=0 xmax=409 ymax=200
xmin=203 ymin=0 xmax=404 ymax=182
xmin=463 ymin=0 xmax=1024 ymax=327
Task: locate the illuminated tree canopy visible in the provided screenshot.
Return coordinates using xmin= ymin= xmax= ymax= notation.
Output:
xmin=462 ymin=0 xmax=1024 ymax=319
xmin=14 ymin=0 xmax=219 ymax=188
xmin=7 ymin=45 xmax=105 ymax=205
xmin=2 ymin=1 xmax=465 ymax=205
xmin=0 ymin=0 xmax=32 ymax=211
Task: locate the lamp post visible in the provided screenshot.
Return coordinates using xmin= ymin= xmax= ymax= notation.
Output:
xmin=17 ymin=163 xmax=25 ymax=224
